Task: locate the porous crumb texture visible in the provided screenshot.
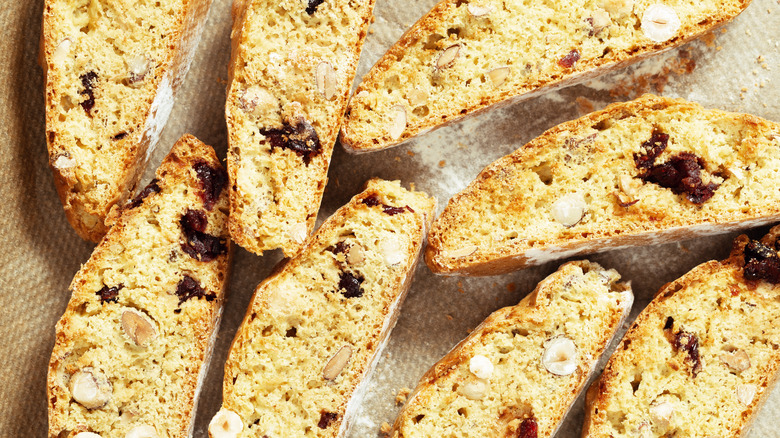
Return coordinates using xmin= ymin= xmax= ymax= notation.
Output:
xmin=226 ymin=0 xmax=376 ymax=257
xmin=340 ymin=0 xmax=751 ymax=152
xmin=391 ymin=261 xmax=633 ymax=438
xmin=583 ymin=228 xmax=780 ymax=437
xmin=216 ymin=179 xmax=435 ymax=438
xmin=43 ymin=0 xmax=213 ymax=241
xmin=426 ymin=95 xmax=780 ymax=276
xmin=47 ymin=135 xmax=232 ymax=438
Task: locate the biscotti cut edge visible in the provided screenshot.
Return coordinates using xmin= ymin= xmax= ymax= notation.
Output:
xmin=42 ymin=0 xmax=214 ymax=242
xmin=581 ymin=227 xmax=780 ymax=437
xmin=425 ymin=94 xmax=780 ymax=276
xmin=340 ymin=0 xmax=752 ymax=153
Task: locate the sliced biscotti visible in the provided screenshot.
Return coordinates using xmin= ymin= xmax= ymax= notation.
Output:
xmin=42 ymin=0 xmax=213 ymax=241
xmin=340 ymin=0 xmax=751 ymax=152
xmin=208 ymin=179 xmax=434 ymax=438
xmin=426 ymin=95 xmax=780 ymax=276
xmin=582 ymin=227 xmax=780 ymax=438
xmin=226 ymin=0 xmax=376 ymax=257
xmin=391 ymin=260 xmax=633 ymax=438
xmin=47 ymin=135 xmax=232 ymax=438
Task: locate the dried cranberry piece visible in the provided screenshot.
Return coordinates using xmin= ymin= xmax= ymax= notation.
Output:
xmin=328 ymin=241 xmax=350 ymax=255
xmin=96 ymin=284 xmax=124 ymax=304
xmin=743 ymin=240 xmax=780 ymax=284
xmin=317 ymin=411 xmax=337 ymax=429
xmin=79 ymin=71 xmax=98 ymax=114
xmin=362 ymin=195 xmax=414 ymax=215
xmin=112 ymin=132 xmax=127 ymax=140
xmin=338 ymin=272 xmax=364 ymax=298
xmin=306 ymin=0 xmax=325 ymax=14
xmin=180 ymin=210 xmax=227 ymax=262
xmin=175 ymin=274 xmax=215 ymax=304
xmin=362 ymin=195 xmax=381 ymax=207
xmin=194 ymin=161 xmax=227 ymax=211
xmin=261 ymin=117 xmax=322 ymax=165
xmin=558 ymin=49 xmax=581 ymax=68
xmin=517 ymin=418 xmax=538 ymax=438
xmin=128 ymin=178 xmax=161 ymax=209
xmin=664 ymin=319 xmax=702 ymax=376
xmin=634 ymin=130 xmax=670 ymax=169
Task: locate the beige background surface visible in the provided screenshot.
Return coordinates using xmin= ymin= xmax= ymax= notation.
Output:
xmin=1 ymin=0 xmax=779 ymax=436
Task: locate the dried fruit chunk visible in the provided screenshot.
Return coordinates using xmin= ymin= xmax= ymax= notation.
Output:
xmin=517 ymin=418 xmax=539 ymax=438
xmin=70 ymin=368 xmax=112 ymax=409
xmin=79 ymin=71 xmax=98 ymax=114
xmin=261 ymin=117 xmax=322 ymax=165
xmin=306 ymin=0 xmax=325 ymax=14
xmin=337 ymin=272 xmax=364 ymax=298
xmin=175 ymin=274 xmax=216 ymax=304
xmin=323 ymin=345 xmax=352 ymax=380
xmin=743 ymin=240 xmax=780 ymax=284
xmin=318 ymin=411 xmax=338 ymax=429
xmin=664 ymin=317 xmax=702 ymax=376
xmin=180 ymin=209 xmax=227 ymax=262
xmin=558 ymin=49 xmax=581 ymax=68
xmin=362 ymin=194 xmax=414 ymax=215
xmin=194 ymin=161 xmax=228 ymax=211
xmin=128 ymin=179 xmax=161 ymax=209
xmin=642 ymin=4 xmax=681 ymax=43
xmin=96 ymin=284 xmax=124 ymax=304
xmin=209 ymin=409 xmax=243 ymax=438
xmin=121 ymin=309 xmax=157 ymax=347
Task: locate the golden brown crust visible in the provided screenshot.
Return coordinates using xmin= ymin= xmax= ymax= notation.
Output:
xmin=426 ymin=95 xmax=780 ymax=276
xmin=47 ymin=135 xmax=232 ymax=438
xmin=42 ymin=0 xmax=214 ymax=242
xmin=582 ymin=228 xmax=780 ymax=437
xmin=341 ymin=0 xmax=752 ymax=152
xmin=225 ymin=0 xmax=377 ymax=257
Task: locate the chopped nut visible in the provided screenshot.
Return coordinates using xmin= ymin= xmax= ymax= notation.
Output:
xmin=459 ymin=379 xmax=489 ymax=400
xmin=74 ymin=433 xmax=102 ymax=438
xmin=289 ymin=222 xmax=308 ymax=245
xmin=551 ymin=194 xmax=587 ymax=227
xmin=736 ymin=384 xmax=756 ymax=405
xmin=209 ymin=409 xmax=243 ymax=438
xmin=407 ymin=88 xmax=428 ymax=106
xmin=592 ymin=9 xmax=612 ymax=33
xmin=70 ymin=368 xmax=112 ymax=410
xmin=649 ymin=400 xmax=674 ymax=431
xmin=239 ymin=85 xmax=278 ymax=117
xmin=641 ymin=4 xmax=681 ymax=43
xmin=121 ymin=309 xmax=157 ymax=347
xmin=380 ymin=238 xmax=404 ymax=266
xmin=346 ymin=244 xmax=365 ymax=266
xmin=467 ymin=4 xmax=491 ymax=17
xmin=125 ymin=425 xmax=157 ymax=438
xmin=618 ymin=174 xmax=642 ymax=196
xmin=52 ymin=39 xmax=72 ymax=66
xmin=487 ymin=67 xmax=510 ymax=86
xmin=720 ymin=349 xmax=751 ymax=373
xmin=542 ymin=336 xmax=578 ymax=376
xmin=53 ymin=154 xmax=77 ymax=170
xmin=323 ymin=345 xmax=352 ymax=380
xmin=388 ymin=105 xmax=407 ymax=140
xmin=126 ymin=54 xmax=150 ymax=87
xmin=316 ymin=61 xmax=337 ymax=101
xmin=469 ymin=354 xmax=494 ymax=379
xmin=445 ymin=245 xmax=478 ymax=258
xmin=599 ymin=0 xmax=633 ymax=18
xmin=436 ymin=44 xmax=461 ymax=70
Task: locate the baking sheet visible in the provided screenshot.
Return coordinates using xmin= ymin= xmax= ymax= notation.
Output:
xmin=1 ymin=0 xmax=779 ymax=436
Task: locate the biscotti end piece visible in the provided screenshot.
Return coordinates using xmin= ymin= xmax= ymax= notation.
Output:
xmin=43 ymin=0 xmax=213 ymax=241
xmin=225 ymin=0 xmax=377 ymax=257
xmin=212 ymin=179 xmax=434 ymax=438
xmin=47 ymin=135 xmax=231 ymax=438
xmin=426 ymin=94 xmax=780 ymax=276
xmin=582 ymin=226 xmax=780 ymax=438
xmin=341 ymin=0 xmax=751 ymax=152
xmin=391 ymin=260 xmax=632 ymax=438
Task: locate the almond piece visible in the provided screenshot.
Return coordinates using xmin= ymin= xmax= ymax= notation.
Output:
xmin=125 ymin=425 xmax=157 ymax=438
xmin=323 ymin=345 xmax=352 ymax=380
xmin=289 ymin=222 xmax=308 ymax=245
xmin=316 ymin=61 xmax=337 ymax=101
xmin=487 ymin=67 xmax=510 ymax=86
xmin=467 ymin=4 xmax=491 ymax=17
xmin=459 ymin=379 xmax=489 ymax=400
xmin=121 ymin=309 xmax=157 ymax=347
xmin=736 ymin=384 xmax=756 ymax=405
xmin=720 ymin=349 xmax=751 ymax=373
xmin=53 ymin=154 xmax=77 ymax=170
xmin=436 ymin=44 xmax=461 ymax=70
xmin=388 ymin=105 xmax=407 ymax=140
xmin=70 ymin=368 xmax=112 ymax=410
xmin=52 ymin=39 xmax=72 ymax=66
xmin=445 ymin=245 xmax=478 ymax=258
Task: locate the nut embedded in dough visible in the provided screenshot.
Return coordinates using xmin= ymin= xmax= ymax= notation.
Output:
xmin=542 ymin=336 xmax=578 ymax=376
xmin=209 ymin=409 xmax=244 ymax=438
xmin=641 ymin=4 xmax=681 ymax=43
xmin=70 ymin=368 xmax=112 ymax=410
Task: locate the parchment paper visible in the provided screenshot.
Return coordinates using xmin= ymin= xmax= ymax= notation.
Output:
xmin=1 ymin=0 xmax=779 ymax=436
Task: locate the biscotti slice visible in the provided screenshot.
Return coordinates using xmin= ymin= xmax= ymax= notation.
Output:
xmin=340 ymin=0 xmax=751 ymax=152
xmin=426 ymin=95 xmax=780 ymax=276
xmin=583 ymin=227 xmax=780 ymax=437
xmin=208 ymin=179 xmax=435 ymax=438
xmin=42 ymin=0 xmax=213 ymax=241
xmin=226 ymin=0 xmax=376 ymax=257
xmin=47 ymin=135 xmax=232 ymax=438
xmin=391 ymin=260 xmax=633 ymax=438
